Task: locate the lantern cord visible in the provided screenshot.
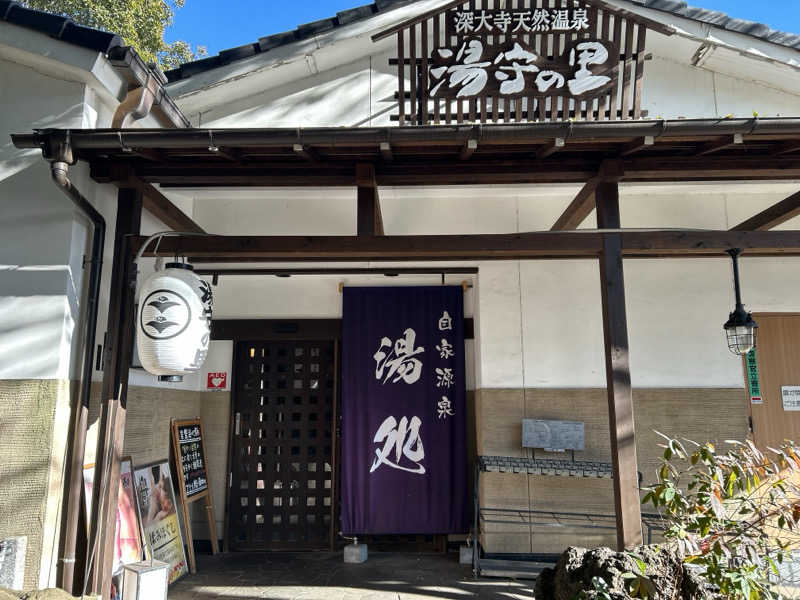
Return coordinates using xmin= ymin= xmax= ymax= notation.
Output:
xmin=133 ymin=230 xmax=211 ymax=266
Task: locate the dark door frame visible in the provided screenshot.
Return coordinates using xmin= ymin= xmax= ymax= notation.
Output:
xmin=215 ymin=318 xmax=475 ymax=552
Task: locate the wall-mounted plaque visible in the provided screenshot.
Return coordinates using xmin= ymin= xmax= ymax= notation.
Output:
xmin=523 ymin=419 xmax=585 ymax=451
xmin=782 ymin=386 xmax=800 ymax=412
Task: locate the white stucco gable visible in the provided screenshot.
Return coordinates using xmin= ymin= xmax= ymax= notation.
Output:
xmin=165 ymin=0 xmax=800 ymax=127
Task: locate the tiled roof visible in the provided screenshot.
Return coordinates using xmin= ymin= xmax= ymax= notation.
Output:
xmin=164 ymin=0 xmax=415 ymax=82
xmin=0 ymin=0 xmax=123 ymax=53
xmin=163 ymin=0 xmax=800 ymax=83
xmin=631 ymin=0 xmax=800 ymax=49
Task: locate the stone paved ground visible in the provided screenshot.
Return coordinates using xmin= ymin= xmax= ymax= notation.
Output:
xmin=169 ymin=552 xmax=533 ymax=600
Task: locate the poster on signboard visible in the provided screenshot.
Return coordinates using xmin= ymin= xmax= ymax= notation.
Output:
xmin=83 ymin=458 xmax=143 ymax=600
xmin=132 ymin=460 xmax=188 ymax=584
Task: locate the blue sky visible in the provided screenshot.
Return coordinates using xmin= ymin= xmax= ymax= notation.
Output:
xmin=165 ymin=1 xmax=799 ymax=57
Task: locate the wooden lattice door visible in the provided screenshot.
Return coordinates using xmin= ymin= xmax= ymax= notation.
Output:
xmin=228 ymin=340 xmax=337 ymax=550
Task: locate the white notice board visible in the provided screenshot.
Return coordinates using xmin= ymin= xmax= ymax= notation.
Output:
xmin=781 ymin=386 xmax=800 ymax=411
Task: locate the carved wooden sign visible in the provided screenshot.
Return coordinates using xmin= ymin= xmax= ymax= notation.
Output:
xmin=429 ymin=37 xmax=620 ymax=100
xmin=373 ymin=0 xmax=670 ymax=124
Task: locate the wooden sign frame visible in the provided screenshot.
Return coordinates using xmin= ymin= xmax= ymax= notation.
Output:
xmin=170 ymin=417 xmax=219 ymax=573
xmin=372 ymin=0 xmax=674 ymax=125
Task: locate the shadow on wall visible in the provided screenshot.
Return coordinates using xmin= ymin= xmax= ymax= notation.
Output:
xmin=203 ymin=58 xmax=381 ymax=127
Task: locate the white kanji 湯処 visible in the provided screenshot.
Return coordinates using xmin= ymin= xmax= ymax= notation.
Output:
xmin=369 ymin=416 xmax=425 ymax=474
xmin=437 ymin=396 xmax=455 ymax=419
xmin=435 ymin=367 xmax=455 ymax=388
xmin=373 ymin=328 xmax=425 ymax=384
xmin=568 ymin=41 xmax=611 ymax=95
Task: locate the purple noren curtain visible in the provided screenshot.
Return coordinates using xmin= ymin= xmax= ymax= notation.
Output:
xmin=341 ymin=286 xmax=468 ymax=534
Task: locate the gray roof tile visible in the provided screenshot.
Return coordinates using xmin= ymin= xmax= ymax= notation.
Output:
xmin=0 ymin=0 xmax=123 ymax=53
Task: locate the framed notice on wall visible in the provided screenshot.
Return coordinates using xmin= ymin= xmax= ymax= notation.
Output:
xmin=170 ymin=418 xmax=219 ymax=574
xmin=782 ymin=386 xmax=800 ymax=411
xmin=132 ymin=460 xmax=188 ymax=585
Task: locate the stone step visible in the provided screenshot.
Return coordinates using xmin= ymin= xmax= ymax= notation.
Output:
xmin=477 ymin=558 xmax=554 ymax=580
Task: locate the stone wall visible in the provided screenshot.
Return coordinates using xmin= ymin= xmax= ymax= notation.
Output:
xmin=476 ymin=387 xmax=749 ymax=554
xmin=0 ymin=379 xmax=72 ymax=589
xmin=87 ymin=384 xmax=231 ymax=541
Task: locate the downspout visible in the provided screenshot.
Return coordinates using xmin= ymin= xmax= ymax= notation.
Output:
xmin=50 ymin=160 xmax=106 ymax=595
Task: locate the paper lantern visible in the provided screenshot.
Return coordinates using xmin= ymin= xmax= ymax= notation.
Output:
xmin=136 ymin=262 xmax=212 ymax=382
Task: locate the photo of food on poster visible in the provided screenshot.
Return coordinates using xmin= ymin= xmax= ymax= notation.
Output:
xmin=132 ymin=460 xmax=188 ymax=584
xmin=83 ymin=458 xmax=144 ymax=600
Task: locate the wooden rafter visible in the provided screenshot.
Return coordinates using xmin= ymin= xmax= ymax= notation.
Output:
xmin=293 ymin=143 xmax=318 ymax=162
xmin=123 ymin=175 xmax=205 ymax=233
xmin=619 ymin=136 xmax=654 ymax=157
xmin=694 ymin=134 xmax=744 ymax=156
xmin=773 ymin=142 xmax=800 ymax=156
xmin=551 ymin=160 xmax=625 ymax=231
xmin=132 ymin=230 xmax=800 ymax=262
xmin=356 ymin=164 xmax=384 ymax=236
xmin=730 ymin=189 xmax=800 ymax=231
xmin=460 ymin=139 xmax=478 ymax=160
xmin=379 ymin=142 xmax=393 ymax=161
xmin=536 ymin=138 xmax=565 ymax=159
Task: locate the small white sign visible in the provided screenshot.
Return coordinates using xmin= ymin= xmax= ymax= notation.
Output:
xmin=782 ymin=386 xmax=800 ymax=411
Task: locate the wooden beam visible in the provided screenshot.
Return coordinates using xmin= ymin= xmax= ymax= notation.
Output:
xmin=551 ymin=180 xmax=600 ymax=230
xmin=356 ymin=164 xmax=384 ymax=236
xmin=694 ymin=133 xmax=744 ymax=156
xmin=619 ymin=135 xmax=654 ymax=157
xmin=211 ymin=146 xmax=242 ymax=164
xmin=731 ymin=189 xmax=800 ymax=231
xmin=130 ymin=230 xmax=800 ymax=262
xmin=89 ymin=188 xmax=141 ymax=597
xmin=211 ymin=318 xmax=476 ymax=341
xmin=596 ymin=181 xmax=643 ymax=551
xmin=379 ymin=142 xmax=393 ymax=161
xmin=536 ymin=137 xmax=565 ymax=159
xmin=96 ymin=165 xmax=205 ymax=233
xmin=773 ymin=142 xmax=800 ymax=156
xmin=92 ymin=155 xmax=800 ymax=187
xmin=460 ymin=139 xmax=478 ymax=161
xmin=131 ymin=179 xmax=205 ymax=233
xmin=551 ymin=160 xmax=625 ymax=230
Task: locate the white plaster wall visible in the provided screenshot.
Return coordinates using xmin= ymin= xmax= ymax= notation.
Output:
xmin=185 ymin=180 xmax=800 ymax=391
xmin=184 ymin=23 xmax=800 ymax=128
xmin=0 ymin=58 xmax=89 ymax=380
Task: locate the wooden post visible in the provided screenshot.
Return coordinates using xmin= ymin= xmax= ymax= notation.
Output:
xmin=596 ymin=181 xmax=643 ymax=550
xmin=356 ymin=164 xmax=384 ymax=236
xmin=89 ymin=188 xmax=141 ymax=598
